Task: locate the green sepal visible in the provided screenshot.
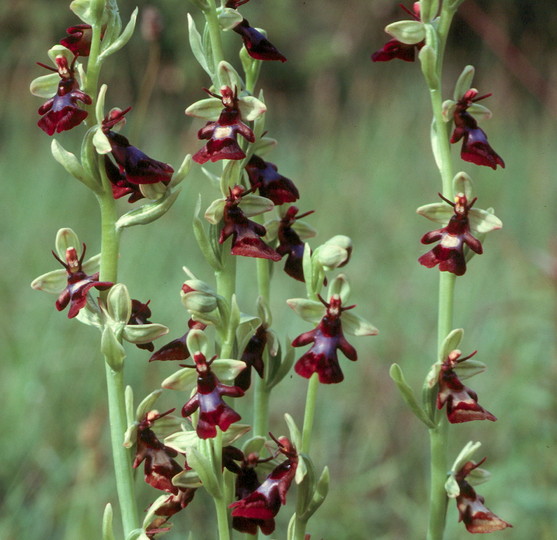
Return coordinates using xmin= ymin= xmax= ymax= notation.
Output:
xmin=220 ymin=159 xmax=243 ymax=194
xmin=454 ymin=358 xmax=487 ymax=380
xmin=385 ymin=20 xmax=426 ymax=45
xmin=141 ymin=494 xmax=173 ymax=531
xmin=430 ymin=118 xmax=443 ymax=171
xmin=468 ymin=208 xmax=502 ymax=235
xmin=238 ymin=95 xmax=267 ymax=122
xmin=467 ymin=103 xmax=492 ymax=121
xmin=185 ymin=97 xmax=223 ymax=120
xmin=217 ymin=7 xmax=243 ymax=30
xmin=193 ymin=196 xmax=223 ymax=270
xmin=187 ymin=14 xmax=213 ymax=78
xmin=218 ymin=61 xmax=245 ymax=93
xmin=188 ymin=445 xmax=222 ymax=498
xmin=416 ymin=202 xmax=453 ymax=224
xmin=55 ymin=227 xmax=81 ymax=258
xmin=441 ymin=99 xmax=456 ymax=122
xmin=172 ymin=468 xmax=203 ymax=489
xmin=445 ymin=474 xmax=460 ymax=499
xmin=139 ymin=182 xmax=167 ymax=201
xmin=81 ymin=128 xmax=103 ymax=186
xmin=327 ymin=274 xmax=350 ymax=303
xmin=125 ymin=529 xmax=150 ymax=540
xmin=29 ymin=73 xmax=59 ymax=98
xmin=287 ymin=513 xmax=297 ymax=540
xmin=70 ymin=0 xmax=104 ymax=25
xmin=101 ymin=325 xmax=126 ymax=371
xmin=292 ymin=219 xmax=318 ymax=241
xmin=211 ymin=359 xmax=246 ymax=382
xmin=93 ymin=127 xmax=112 ymax=154
xmin=284 ymin=413 xmax=302 ymax=450
xmin=170 ymin=154 xmax=192 ymax=188
xmin=439 ymin=328 xmax=464 ymax=362
xmin=299 ymin=466 xmax=329 ymax=521
xmin=122 ymin=323 xmax=169 ymax=345
xmin=389 ymin=363 xmax=436 ymax=428
xmin=102 ymin=503 xmax=115 ymax=540
xmin=263 ymin=219 xmax=279 ymax=241
xmin=106 ymin=283 xmax=131 ymax=323
xmin=240 ymin=194 xmax=274 ymax=217
xmin=286 ymin=298 xmax=325 ymax=324
xmin=241 ymin=436 xmax=267 ymax=456
xmin=51 ymin=139 xmax=101 ymax=193
xmin=31 ymin=269 xmax=68 ymax=294
xmin=250 ymin=136 xmax=277 ymax=157
xmin=204 ymin=198 xmax=226 ymax=224
xmin=135 ymin=391 xmax=163 ymax=425
xmin=116 ymin=189 xmax=181 ymax=229
xmin=75 ymin=304 xmax=103 ymax=328
xmin=95 ymin=83 xmax=108 ymax=126
xmin=161 ymin=367 xmax=197 ymax=392
xmin=186 ymin=328 xmax=208 ymax=356
xmin=48 ymin=45 xmax=75 ymax=66
xmin=296 ymin=453 xmax=310 ymax=485
xmin=449 ymin=441 xmax=481 ymax=477
xmin=420 ymin=0 xmax=440 ymax=23
xmin=446 ymin=441 xmax=483 ymax=498
xmin=314 ymin=235 xmax=352 ymax=270
xmin=453 ymin=65 xmax=475 ymax=100
xmin=341 ymin=311 xmax=379 ymax=337
xmin=453 ymin=171 xmax=474 ymax=199
xmin=98 ymin=8 xmax=138 ymax=62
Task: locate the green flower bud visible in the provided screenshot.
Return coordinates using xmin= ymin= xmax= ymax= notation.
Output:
xmin=314 ymin=235 xmax=353 ymax=270
xmin=106 ymin=283 xmax=132 ymax=323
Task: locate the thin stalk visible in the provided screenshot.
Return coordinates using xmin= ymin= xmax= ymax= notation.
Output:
xmin=424 ymin=5 xmax=460 ymax=539
xmin=97 ymin=162 xmax=139 ymax=535
xmin=83 ymin=22 xmax=104 ymax=121
xmin=204 ymin=0 xmax=226 ymax=87
xmin=214 ymin=495 xmax=232 ymax=540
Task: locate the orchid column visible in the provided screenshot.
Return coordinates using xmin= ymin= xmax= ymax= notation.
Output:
xmin=372 ymin=1 xmax=511 ymax=538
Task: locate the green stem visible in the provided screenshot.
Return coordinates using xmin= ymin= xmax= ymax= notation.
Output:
xmin=216 ymin=246 xmax=237 ymax=359
xmin=83 ymin=22 xmax=104 ymax=122
xmin=424 ymin=5 xmax=460 ymax=540
xmin=97 ymin=162 xmax=139 ymax=535
xmin=104 ymin=363 xmax=139 ymax=535
xmin=301 ymin=373 xmax=319 ymax=454
xmin=204 ymin=0 xmax=226 ymax=87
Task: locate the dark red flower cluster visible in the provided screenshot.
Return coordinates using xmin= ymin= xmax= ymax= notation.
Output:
xmin=220 ymin=185 xmax=281 ymax=261
xmin=292 ymin=295 xmax=357 ymax=384
xmin=455 ymin=459 xmax=512 ymax=533
xmin=193 ymin=87 xmax=255 ymax=164
xmin=437 ymin=350 xmax=496 ymax=423
xmin=37 ymin=56 xmax=92 ymax=135
xmin=101 ymin=108 xmax=174 ymax=200
xmin=371 ymin=3 xmax=424 ymax=62
xmin=418 ymin=193 xmax=482 ymax=276
xmin=181 ymin=351 xmax=244 ymax=439
xmin=451 ymin=89 xmax=505 ymax=170
xmin=133 ymin=410 xmax=196 ymax=535
xmin=149 ymin=319 xmax=207 ymax=362
xmin=276 ymin=206 xmax=314 ymax=282
xmin=52 ymin=244 xmax=112 ymax=318
xmin=230 ymin=437 xmax=298 ymax=536
xmin=245 ymin=154 xmax=299 ymax=205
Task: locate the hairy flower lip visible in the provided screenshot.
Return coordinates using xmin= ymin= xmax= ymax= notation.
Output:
xmin=232 ymin=19 xmax=287 ymax=63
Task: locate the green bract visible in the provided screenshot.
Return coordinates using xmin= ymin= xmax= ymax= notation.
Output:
xmin=217 ymin=7 xmax=243 ymax=30
xmin=116 ymin=189 xmax=181 ymax=229
xmin=107 ymin=283 xmax=132 ymax=323
xmin=51 ymin=140 xmax=101 ymax=193
xmin=98 ymin=8 xmax=138 ymax=61
xmin=187 ymin=14 xmax=212 ymax=78
xmin=70 ymin=0 xmax=105 ymax=25
xmin=385 ymin=20 xmax=426 ymax=45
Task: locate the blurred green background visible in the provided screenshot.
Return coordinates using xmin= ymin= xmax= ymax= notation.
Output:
xmin=1 ymin=1 xmax=556 ymax=539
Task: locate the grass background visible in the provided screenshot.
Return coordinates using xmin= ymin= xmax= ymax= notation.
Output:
xmin=1 ymin=1 xmax=556 ymax=539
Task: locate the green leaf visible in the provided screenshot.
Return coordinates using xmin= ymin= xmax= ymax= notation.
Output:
xmin=385 ymin=20 xmax=426 ymax=45
xmin=116 ymin=189 xmax=181 ymax=229
xmin=300 ymin=466 xmax=329 ymax=520
xmin=102 ymin=504 xmax=115 ymax=540
xmin=98 ymin=8 xmax=138 ymax=61
xmin=101 ymin=326 xmax=126 ymax=371
xmin=161 ymin=367 xmax=198 ymax=392
xmin=187 ymin=446 xmax=222 ymax=498
xmin=122 ymin=323 xmax=169 ymax=344
xmin=187 ymin=14 xmax=212 ymax=78
xmin=106 ymin=283 xmax=131 ymax=323
xmin=389 ymin=364 xmax=436 ymax=428
xmin=170 ymin=154 xmax=192 ymax=188
xmin=51 ymin=139 xmax=100 ymax=193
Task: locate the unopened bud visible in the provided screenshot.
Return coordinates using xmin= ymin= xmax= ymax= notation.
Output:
xmin=315 ymin=235 xmax=353 ymax=270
